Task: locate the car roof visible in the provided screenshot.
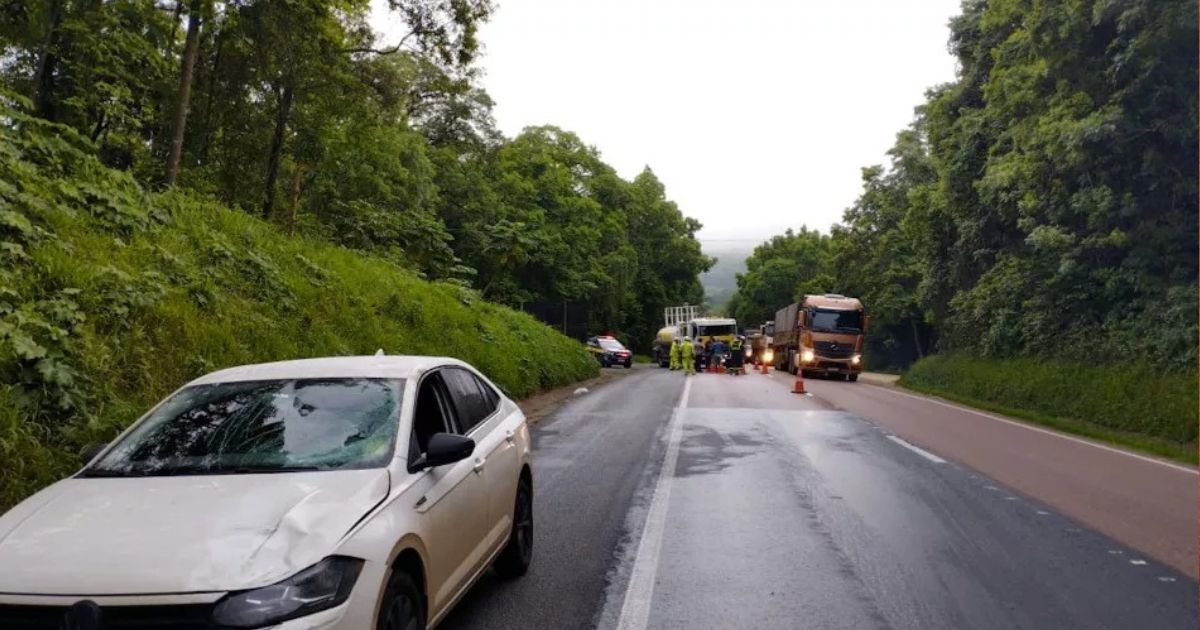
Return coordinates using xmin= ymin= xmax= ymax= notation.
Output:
xmin=693 ymin=317 xmax=736 ymax=325
xmin=188 ymin=355 xmax=469 ymax=386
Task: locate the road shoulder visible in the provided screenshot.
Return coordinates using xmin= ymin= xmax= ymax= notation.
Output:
xmin=518 ymin=363 xmax=649 ymax=425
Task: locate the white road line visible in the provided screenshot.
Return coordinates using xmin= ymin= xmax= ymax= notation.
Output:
xmin=614 ymin=377 xmax=691 ymax=630
xmin=886 ymin=435 xmax=947 ymax=464
xmin=866 ymin=384 xmax=1198 ymax=475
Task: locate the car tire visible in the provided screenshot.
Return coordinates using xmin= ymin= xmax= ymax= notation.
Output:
xmin=848 ymin=374 xmax=859 ymax=382
xmin=624 ymin=361 xmax=632 ymax=369
xmin=494 ymin=476 xmax=533 ymax=579
xmin=376 ymin=569 xmax=425 ymax=630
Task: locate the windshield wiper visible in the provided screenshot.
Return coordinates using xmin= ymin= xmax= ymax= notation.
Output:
xmin=212 ymin=464 xmax=324 ymax=474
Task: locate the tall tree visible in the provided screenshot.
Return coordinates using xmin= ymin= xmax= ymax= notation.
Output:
xmin=164 ymin=0 xmax=204 ymax=186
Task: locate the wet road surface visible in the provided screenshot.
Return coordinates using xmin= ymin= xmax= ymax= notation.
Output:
xmin=439 ymin=365 xmax=1198 ymax=630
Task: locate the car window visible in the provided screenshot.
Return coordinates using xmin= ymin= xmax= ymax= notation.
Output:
xmin=410 ymin=373 xmax=452 ymax=463
xmin=84 ymin=379 xmax=403 ymax=477
xmin=598 ymin=338 xmax=625 ymax=351
xmin=443 ymin=368 xmax=492 ymax=432
xmin=472 ymin=373 xmax=500 ymax=417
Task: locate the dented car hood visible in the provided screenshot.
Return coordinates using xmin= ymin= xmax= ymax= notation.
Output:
xmin=0 ymin=469 xmax=389 ymax=595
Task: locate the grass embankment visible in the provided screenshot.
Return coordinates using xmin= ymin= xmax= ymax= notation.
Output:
xmin=900 ymin=354 xmax=1197 ymax=464
xmin=0 ymin=104 xmax=597 ymax=511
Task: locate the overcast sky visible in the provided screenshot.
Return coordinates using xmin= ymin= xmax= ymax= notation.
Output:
xmin=374 ymin=0 xmax=962 ymax=244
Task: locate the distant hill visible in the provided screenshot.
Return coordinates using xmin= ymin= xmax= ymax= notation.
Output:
xmin=700 ymin=242 xmax=755 ymax=313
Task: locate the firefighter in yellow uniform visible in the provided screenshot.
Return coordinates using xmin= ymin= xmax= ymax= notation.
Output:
xmin=681 ymin=337 xmax=696 ymax=375
xmin=669 ymin=337 xmax=682 ymax=370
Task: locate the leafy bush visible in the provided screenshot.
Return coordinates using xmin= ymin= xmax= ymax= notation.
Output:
xmin=902 ymin=354 xmax=1197 ymax=457
xmin=0 ymin=98 xmax=597 ymax=511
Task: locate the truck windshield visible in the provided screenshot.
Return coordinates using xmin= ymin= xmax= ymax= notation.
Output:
xmin=698 ymin=324 xmax=736 ymax=336
xmin=81 ymin=378 xmax=402 ymax=477
xmin=810 ymin=309 xmax=863 ymax=333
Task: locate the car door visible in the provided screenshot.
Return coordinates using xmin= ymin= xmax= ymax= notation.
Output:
xmin=408 ymin=371 xmax=489 ymax=616
xmin=441 ymin=367 xmax=518 ymax=553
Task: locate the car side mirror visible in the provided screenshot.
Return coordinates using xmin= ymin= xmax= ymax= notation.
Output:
xmin=81 ymin=442 xmax=108 ymax=464
xmin=410 ymin=433 xmax=475 ymax=472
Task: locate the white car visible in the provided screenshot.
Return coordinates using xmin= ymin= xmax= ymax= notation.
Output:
xmin=0 ymin=356 xmax=534 ymax=629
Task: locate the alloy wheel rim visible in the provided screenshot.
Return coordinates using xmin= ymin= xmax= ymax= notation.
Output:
xmin=516 ymin=485 xmax=533 ymax=562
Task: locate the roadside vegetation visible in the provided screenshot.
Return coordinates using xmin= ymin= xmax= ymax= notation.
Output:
xmin=727 ymin=0 xmax=1197 ymax=454
xmin=902 ymin=355 xmax=1197 ymax=463
xmin=0 ymin=0 xmax=710 ymax=353
xmin=0 ymin=97 xmax=601 ymax=511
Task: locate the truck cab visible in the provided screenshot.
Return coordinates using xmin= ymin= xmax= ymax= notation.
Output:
xmin=773 ymin=294 xmax=868 ymax=381
xmin=685 ymin=317 xmax=738 ymax=347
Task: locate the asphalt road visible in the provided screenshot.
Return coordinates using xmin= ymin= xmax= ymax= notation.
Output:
xmin=438 ymin=365 xmax=1198 ymax=630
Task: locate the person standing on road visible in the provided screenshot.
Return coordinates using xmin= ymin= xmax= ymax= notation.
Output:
xmin=669 ymin=337 xmax=682 ymax=370
xmin=681 ymin=336 xmax=696 ymax=375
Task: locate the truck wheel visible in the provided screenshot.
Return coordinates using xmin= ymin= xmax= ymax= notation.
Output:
xmin=848 ymin=374 xmax=858 ymax=382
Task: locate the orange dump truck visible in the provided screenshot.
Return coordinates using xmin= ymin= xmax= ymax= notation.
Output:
xmin=771 ymin=294 xmax=868 ymax=381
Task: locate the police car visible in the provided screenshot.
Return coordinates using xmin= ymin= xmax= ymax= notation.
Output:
xmin=586 ymin=336 xmax=633 ymax=368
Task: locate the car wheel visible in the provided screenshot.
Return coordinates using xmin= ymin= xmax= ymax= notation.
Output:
xmin=494 ymin=476 xmax=533 ymax=579
xmin=624 ymin=361 xmax=632 ymax=369
xmin=377 ymin=570 xmax=424 ymax=630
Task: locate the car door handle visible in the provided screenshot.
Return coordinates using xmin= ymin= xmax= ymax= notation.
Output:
xmin=472 ymin=458 xmax=486 ymax=474
xmin=505 ymin=429 xmax=516 ymax=444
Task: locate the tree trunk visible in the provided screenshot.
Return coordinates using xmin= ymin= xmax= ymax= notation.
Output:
xmin=261 ymin=82 xmax=294 ymax=219
xmin=198 ymin=25 xmax=225 ymax=163
xmin=288 ymin=164 xmax=306 ymax=236
xmin=910 ymin=318 xmax=925 ymax=359
xmin=33 ymin=0 xmax=64 ymax=120
xmin=164 ymin=0 xmax=203 ymax=186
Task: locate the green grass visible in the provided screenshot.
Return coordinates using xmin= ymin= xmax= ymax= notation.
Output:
xmin=0 ymin=104 xmax=598 ymax=512
xmin=633 ymin=354 xmax=654 ymax=364
xmin=900 ymin=354 xmax=1197 ymax=465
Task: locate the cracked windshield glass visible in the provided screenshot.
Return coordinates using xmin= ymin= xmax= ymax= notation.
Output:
xmin=0 ymin=1 xmax=1195 ymax=629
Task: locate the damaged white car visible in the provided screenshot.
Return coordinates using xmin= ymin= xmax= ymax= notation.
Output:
xmin=0 ymin=356 xmax=534 ymax=629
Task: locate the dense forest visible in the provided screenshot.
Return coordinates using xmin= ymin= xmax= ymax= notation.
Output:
xmin=0 ymin=0 xmax=711 ymax=351
xmin=730 ymin=0 xmax=1197 ymax=372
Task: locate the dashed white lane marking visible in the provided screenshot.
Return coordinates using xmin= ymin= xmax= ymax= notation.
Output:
xmin=984 ymin=485 xmax=1000 ymax=491
xmin=1107 ymin=549 xmax=1124 ymax=555
xmin=1158 ymin=576 xmax=1176 ymax=582
xmin=886 ymin=435 xmax=947 ymax=464
xmin=1130 ymin=559 xmax=1148 ymax=566
xmin=1036 ymin=510 xmax=1050 ymax=515
xmin=1005 ymin=496 xmax=1019 ymax=501
xmin=614 ymin=377 xmax=691 ymax=630
xmin=867 ymin=385 xmax=1198 ymax=475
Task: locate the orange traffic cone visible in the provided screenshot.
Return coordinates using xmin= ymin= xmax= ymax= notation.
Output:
xmin=791 ymin=370 xmax=806 ymax=394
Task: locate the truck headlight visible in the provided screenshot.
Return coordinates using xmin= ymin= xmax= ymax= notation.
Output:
xmin=763 ymin=349 xmax=774 ymax=363
xmin=801 ymin=349 xmax=815 ymax=363
xmin=851 ymin=354 xmax=861 ymax=365
xmin=213 ymin=556 xmax=363 ymax=627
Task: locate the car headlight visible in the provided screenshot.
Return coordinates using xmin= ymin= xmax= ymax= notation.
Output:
xmin=851 ymin=354 xmax=861 ymax=365
xmin=212 ymin=556 xmax=363 ymax=628
xmin=801 ymin=349 xmax=815 ymax=363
